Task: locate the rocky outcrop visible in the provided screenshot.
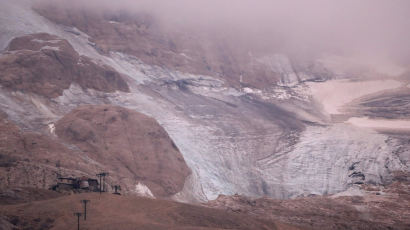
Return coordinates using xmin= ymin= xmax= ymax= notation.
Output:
xmin=34 ymin=4 xmax=330 ymax=89
xmin=55 ymin=105 xmax=191 ymax=197
xmin=0 ymin=104 xmax=191 ymax=198
xmin=344 ymin=89 xmax=410 ymax=120
xmin=0 ymin=33 xmax=129 ymax=98
xmin=0 ymin=110 xmax=98 ymax=191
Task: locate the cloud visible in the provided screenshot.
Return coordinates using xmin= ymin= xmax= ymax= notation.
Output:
xmin=34 ymin=0 xmax=410 ymax=67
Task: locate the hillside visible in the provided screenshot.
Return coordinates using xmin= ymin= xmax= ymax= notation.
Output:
xmin=0 ymin=0 xmax=408 ymax=202
xmin=55 ymin=105 xmax=191 ymax=197
xmin=0 ymin=193 xmax=299 ymax=230
xmin=0 ymin=1 xmax=409 ymax=229
xmin=0 ymin=104 xmax=190 ymax=198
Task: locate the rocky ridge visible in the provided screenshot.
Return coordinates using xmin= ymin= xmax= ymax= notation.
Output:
xmin=34 ymin=3 xmax=332 ymax=89
xmin=0 ymin=33 xmax=129 ymax=98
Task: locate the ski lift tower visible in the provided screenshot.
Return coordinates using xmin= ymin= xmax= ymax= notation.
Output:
xmin=96 ymin=172 xmax=109 ymax=194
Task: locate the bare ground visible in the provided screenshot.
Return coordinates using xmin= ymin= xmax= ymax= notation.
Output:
xmin=0 ymin=192 xmax=299 ymax=230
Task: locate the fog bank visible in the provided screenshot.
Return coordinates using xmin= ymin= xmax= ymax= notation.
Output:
xmin=33 ymin=0 xmax=410 ymax=69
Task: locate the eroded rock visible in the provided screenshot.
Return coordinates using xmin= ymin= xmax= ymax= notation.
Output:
xmin=56 ymin=105 xmax=191 ymax=197
xmin=0 ymin=33 xmax=129 ymax=98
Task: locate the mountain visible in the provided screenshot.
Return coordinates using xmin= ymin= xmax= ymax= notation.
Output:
xmin=0 ymin=1 xmax=409 ymax=229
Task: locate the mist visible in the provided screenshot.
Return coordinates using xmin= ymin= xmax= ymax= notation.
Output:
xmin=34 ymin=0 xmax=410 ymax=72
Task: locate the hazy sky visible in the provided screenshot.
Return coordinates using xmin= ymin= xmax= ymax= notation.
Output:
xmin=35 ymin=0 xmax=410 ymax=67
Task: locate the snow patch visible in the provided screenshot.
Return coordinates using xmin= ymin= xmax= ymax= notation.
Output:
xmin=48 ymin=123 xmax=55 ymax=134
xmin=31 ymin=38 xmax=62 ymax=44
xmin=180 ymin=52 xmax=192 ymax=60
xmin=243 ymin=87 xmax=262 ymax=94
xmin=30 ymin=97 xmax=57 ymax=119
xmin=40 ymin=45 xmax=60 ymax=51
xmin=331 ymin=186 xmax=365 ymax=198
xmin=134 ymin=182 xmax=155 ymax=198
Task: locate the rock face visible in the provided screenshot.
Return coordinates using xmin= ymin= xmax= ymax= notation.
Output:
xmin=0 ymin=110 xmax=97 ymax=191
xmin=0 ymin=104 xmax=191 ymax=198
xmin=34 ymin=4 xmax=330 ymax=89
xmin=0 ymin=33 xmax=129 ymax=98
xmin=55 ymin=105 xmax=191 ymax=197
xmin=344 ymin=88 xmax=410 ymax=120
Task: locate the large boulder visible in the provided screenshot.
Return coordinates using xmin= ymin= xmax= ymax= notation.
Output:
xmin=56 ymin=105 xmax=191 ymax=197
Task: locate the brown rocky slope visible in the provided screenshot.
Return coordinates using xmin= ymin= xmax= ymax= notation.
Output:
xmin=55 ymin=105 xmax=191 ymax=197
xmin=0 ymin=193 xmax=300 ymax=230
xmin=0 ymin=109 xmax=99 ymax=191
xmin=206 ymin=176 xmax=410 ymax=230
xmin=0 ymin=33 xmax=129 ymax=98
xmin=0 ymin=104 xmax=191 ymax=198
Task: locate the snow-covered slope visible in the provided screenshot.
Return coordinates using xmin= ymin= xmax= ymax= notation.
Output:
xmin=0 ymin=1 xmax=408 ymax=202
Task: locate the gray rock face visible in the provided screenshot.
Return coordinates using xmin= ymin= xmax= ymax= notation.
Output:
xmin=0 ymin=1 xmax=408 ymax=202
xmin=255 ymin=54 xmax=331 ymax=87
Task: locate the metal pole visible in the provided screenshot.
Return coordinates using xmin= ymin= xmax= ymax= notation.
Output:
xmin=102 ymin=175 xmax=105 ymax=192
xmin=81 ymin=200 xmax=90 ymax=220
xmin=96 ymin=173 xmax=102 ymax=194
xmin=97 ymin=172 xmax=109 ymax=193
xmin=74 ymin=212 xmax=82 ymax=230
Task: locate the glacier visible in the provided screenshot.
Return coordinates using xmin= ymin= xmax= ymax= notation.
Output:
xmin=0 ymin=1 xmax=408 ymax=202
